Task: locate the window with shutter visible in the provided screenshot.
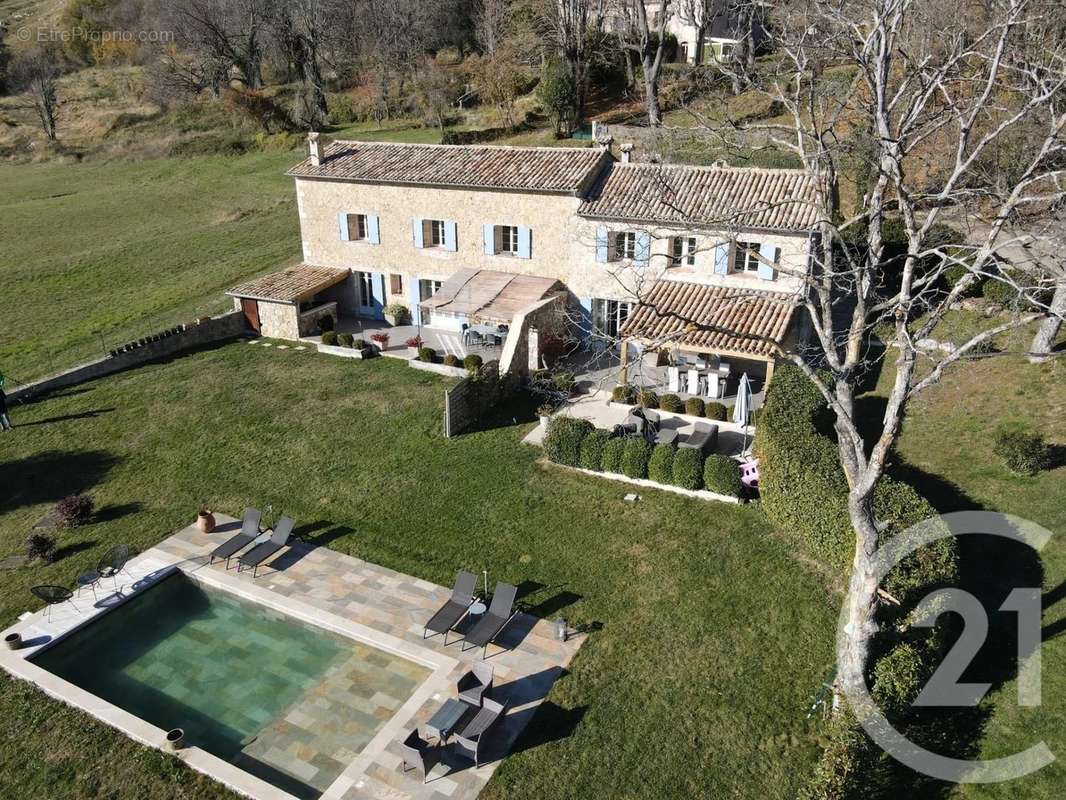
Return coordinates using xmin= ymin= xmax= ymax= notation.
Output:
xmin=734 ymin=241 xmax=761 ymax=273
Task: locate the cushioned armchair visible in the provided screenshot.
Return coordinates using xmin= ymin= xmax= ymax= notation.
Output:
xmin=458 ymin=662 xmax=493 ymax=707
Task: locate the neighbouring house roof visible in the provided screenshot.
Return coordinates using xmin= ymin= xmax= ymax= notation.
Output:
xmin=621 ymin=280 xmax=797 ymax=358
xmin=420 ymin=269 xmax=563 ymax=321
xmin=226 ymin=264 xmax=350 ymax=304
xmin=288 ymin=141 xmax=610 ymax=194
xmin=578 ymin=162 xmax=821 ymax=232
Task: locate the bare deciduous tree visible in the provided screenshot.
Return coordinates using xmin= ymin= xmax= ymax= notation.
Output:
xmin=612 ymin=0 xmax=672 ymax=125
xmin=475 ymin=0 xmax=513 ymax=56
xmin=12 ymin=48 xmax=62 ymax=142
xmin=534 ymin=0 xmax=608 ymax=125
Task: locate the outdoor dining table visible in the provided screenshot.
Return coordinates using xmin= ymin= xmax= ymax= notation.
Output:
xmin=425 ymin=697 xmax=472 ymax=743
xmin=464 ymin=324 xmax=508 ymax=346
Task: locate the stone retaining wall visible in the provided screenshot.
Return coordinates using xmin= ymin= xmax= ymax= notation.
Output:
xmin=10 ymin=312 xmax=249 ymax=402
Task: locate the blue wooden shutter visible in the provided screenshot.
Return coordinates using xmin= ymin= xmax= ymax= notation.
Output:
xmin=367 ymin=215 xmax=380 ymax=244
xmin=483 ymin=224 xmax=495 ymax=255
xmin=444 ymin=221 xmax=458 ymax=252
xmin=578 ymin=297 xmax=593 ymax=336
xmin=636 ymin=231 xmax=651 ymax=264
xmin=408 ymin=275 xmax=422 ymax=326
xmin=518 ymin=226 xmax=531 ymax=259
xmin=713 ymin=243 xmax=730 ymax=274
xmin=412 ymin=218 xmax=423 ymax=248
xmin=338 ymin=213 xmax=350 ymax=241
xmin=596 ymin=226 xmax=609 ymax=263
xmin=758 ymin=243 xmax=778 ymax=280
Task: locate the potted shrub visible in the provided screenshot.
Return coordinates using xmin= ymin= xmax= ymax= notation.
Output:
xmin=196 ymin=507 xmax=216 ymax=533
xmin=383 ymin=303 xmax=410 ymax=326
xmin=405 ymin=335 xmax=423 ymax=356
xmin=443 ymin=354 xmax=461 ymax=367
xmin=418 ymin=346 xmax=437 ymax=363
xmin=370 ymin=332 xmax=390 ymax=352
xmin=537 ymin=402 xmax=554 ymax=428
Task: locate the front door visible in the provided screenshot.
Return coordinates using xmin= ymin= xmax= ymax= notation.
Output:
xmin=240 ymin=299 xmax=261 ymax=332
xmin=355 ymin=272 xmax=385 ymax=319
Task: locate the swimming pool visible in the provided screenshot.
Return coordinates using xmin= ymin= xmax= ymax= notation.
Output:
xmin=32 ymin=572 xmax=430 ymax=799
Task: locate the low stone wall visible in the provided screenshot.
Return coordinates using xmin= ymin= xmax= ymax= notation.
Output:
xmin=443 ymin=360 xmax=501 ymax=437
xmin=298 ymin=302 xmax=338 ymax=337
xmin=317 ymin=343 xmax=373 ymax=359
xmin=11 ymin=312 xmax=249 ymax=402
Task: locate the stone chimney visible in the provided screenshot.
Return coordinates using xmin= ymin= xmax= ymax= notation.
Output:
xmin=620 ymin=143 xmax=634 ymax=163
xmin=308 ymin=131 xmax=324 ymax=166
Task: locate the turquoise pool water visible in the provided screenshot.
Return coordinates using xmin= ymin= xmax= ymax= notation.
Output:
xmin=33 ymin=572 xmax=429 ymax=798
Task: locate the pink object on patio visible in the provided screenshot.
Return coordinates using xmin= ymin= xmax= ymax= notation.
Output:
xmin=740 ymin=459 xmax=760 ymax=489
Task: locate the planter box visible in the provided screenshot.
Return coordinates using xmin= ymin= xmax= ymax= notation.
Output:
xmin=407 ymin=359 xmax=468 ymax=378
xmin=317 ymin=343 xmax=374 ymax=360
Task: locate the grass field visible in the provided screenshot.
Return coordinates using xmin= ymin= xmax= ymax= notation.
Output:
xmin=867 ymin=353 xmax=1066 ymax=798
xmin=0 ymin=342 xmax=836 ymax=799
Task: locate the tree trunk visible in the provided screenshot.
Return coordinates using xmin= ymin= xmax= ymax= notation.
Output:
xmin=693 ymin=25 xmax=706 ymax=65
xmin=1029 ymin=282 xmax=1066 ymax=363
xmin=838 ymin=489 xmax=881 ymax=708
xmin=643 ymin=62 xmax=661 ymax=126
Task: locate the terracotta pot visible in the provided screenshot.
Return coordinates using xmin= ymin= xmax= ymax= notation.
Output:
xmin=196 ymin=511 xmax=216 ymax=534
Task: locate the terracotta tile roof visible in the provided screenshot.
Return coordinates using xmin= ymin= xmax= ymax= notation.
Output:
xmin=578 ymin=162 xmax=820 ymax=232
xmin=621 ymin=280 xmax=797 ymax=358
xmin=227 ymin=264 xmax=350 ymax=304
xmin=420 ymin=269 xmax=562 ymax=321
xmin=288 ymin=141 xmax=609 ymax=194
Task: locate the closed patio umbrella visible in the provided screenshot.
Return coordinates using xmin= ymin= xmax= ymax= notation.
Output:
xmin=733 ymin=373 xmax=752 ymax=454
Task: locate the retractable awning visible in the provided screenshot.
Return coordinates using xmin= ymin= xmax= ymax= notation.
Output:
xmin=420 ymin=269 xmax=562 ymax=321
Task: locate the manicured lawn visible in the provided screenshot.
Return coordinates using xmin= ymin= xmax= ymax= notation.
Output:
xmin=868 ymin=353 xmax=1066 ymax=798
xmin=0 ymin=343 xmax=835 ymax=799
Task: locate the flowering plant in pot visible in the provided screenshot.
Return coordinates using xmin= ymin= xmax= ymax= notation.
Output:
xmin=404 ymin=335 xmax=423 ymax=356
xmin=537 ymin=403 xmax=555 ymax=428
xmin=369 ymin=332 xmax=390 ymax=352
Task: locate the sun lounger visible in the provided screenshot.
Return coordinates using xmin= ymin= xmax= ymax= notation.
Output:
xmin=209 ymin=507 xmax=262 ymax=568
xmin=424 ymin=570 xmax=477 ymax=645
xmin=237 ymin=516 xmax=294 ymax=577
xmin=462 ymin=582 xmax=518 ymax=659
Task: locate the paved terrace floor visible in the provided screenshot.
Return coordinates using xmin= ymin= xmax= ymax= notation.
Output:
xmin=524 ymin=389 xmax=756 ymax=458
xmin=1 ymin=515 xmax=583 ymax=800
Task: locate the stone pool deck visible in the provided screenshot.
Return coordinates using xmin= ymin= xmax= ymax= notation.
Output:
xmin=0 ymin=515 xmax=585 ymax=800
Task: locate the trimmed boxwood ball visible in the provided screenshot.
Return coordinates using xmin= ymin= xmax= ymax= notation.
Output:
xmin=611 ymin=384 xmax=636 ymax=404
xmin=579 ymin=429 xmax=611 ymax=471
xmin=353 ymin=338 xmax=367 ymax=349
xmin=704 ymin=401 xmax=727 ymax=421
xmin=993 ymin=429 xmax=1050 ymax=475
xmin=418 ymin=347 xmax=436 ymax=362
xmin=671 ymin=447 xmax=703 ymax=490
xmin=543 ymin=417 xmax=594 ymax=467
xmin=600 ymin=437 xmax=626 ymax=473
xmin=321 ymin=331 xmax=338 ymax=346
xmin=659 ymin=393 xmax=682 ymax=413
xmin=443 ymin=354 xmax=461 ymax=367
xmin=337 ymin=332 xmax=354 ymax=348
xmin=647 ymin=443 xmax=675 ymax=483
xmin=684 ymin=397 xmax=705 ymax=417
xmin=621 ymin=437 xmax=652 ymax=479
xmin=464 ymin=354 xmax=483 ymax=373
xmin=636 ymin=389 xmax=659 ymax=409
xmin=703 ymin=454 xmax=742 ymax=497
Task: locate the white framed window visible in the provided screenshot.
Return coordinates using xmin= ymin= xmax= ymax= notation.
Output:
xmin=423 ymin=219 xmax=446 ymax=247
xmin=419 ymin=278 xmax=442 ymax=299
xmin=350 ymin=214 xmax=368 ymax=240
xmin=591 ymin=298 xmax=632 ymax=338
xmin=613 ymin=231 xmax=637 ymax=261
xmin=670 ymin=236 xmax=697 ymax=267
xmin=734 ymin=241 xmax=761 ymax=273
xmin=495 ymin=225 xmax=519 ymax=255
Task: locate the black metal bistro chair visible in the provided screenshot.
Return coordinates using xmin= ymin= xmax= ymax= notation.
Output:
xmin=30 ymin=585 xmax=78 ymax=622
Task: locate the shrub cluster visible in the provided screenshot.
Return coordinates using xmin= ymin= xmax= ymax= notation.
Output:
xmin=647 ymin=443 xmax=675 ymax=483
xmin=636 ymin=389 xmax=658 ymax=409
xmin=612 ymin=384 xmax=636 ymax=404
xmin=671 ymin=448 xmax=703 ymax=490
xmin=622 ymin=437 xmax=653 ymax=479
xmin=600 ymin=437 xmax=626 ymax=473
xmin=337 ymin=333 xmax=354 ymax=348
xmin=659 ymin=393 xmax=682 ymax=413
xmin=56 ymin=494 xmax=94 ymax=527
xmin=25 ymin=533 xmax=57 ymax=563
xmin=579 ymin=429 xmax=611 ymax=471
xmin=704 ymin=401 xmax=727 ymax=421
xmin=352 ymin=338 xmax=367 ymax=350
xmin=992 ymin=429 xmax=1050 ymax=476
xmin=443 ymin=354 xmax=461 ymax=367
xmin=543 ymin=417 xmax=594 ymax=467
xmin=464 ymin=354 xmax=483 ymax=373
xmin=703 ymin=455 xmax=742 ymax=497
xmin=684 ymin=397 xmax=705 ymax=417
xmin=418 ymin=346 xmax=436 ymax=363
xmin=321 ymin=331 xmax=338 ymax=346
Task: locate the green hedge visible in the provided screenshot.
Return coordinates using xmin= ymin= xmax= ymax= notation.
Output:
xmin=580 ymin=429 xmax=612 ymax=471
xmin=659 ymin=393 xmax=682 ymax=413
xmin=543 ymin=417 xmax=594 ymax=467
xmin=704 ymin=454 xmax=742 ymax=497
xmin=601 ymin=437 xmax=626 ymax=473
xmin=321 ymin=331 xmax=338 ymax=346
xmin=636 ymin=389 xmax=659 ymax=409
xmin=622 ymin=438 xmax=652 ymax=479
xmin=705 ymin=401 xmax=727 ymax=421
xmin=672 ymin=447 xmax=703 ymax=490
xmin=993 ymin=429 xmax=1050 ymax=475
xmin=648 ymin=443 xmax=675 ymax=483
xmin=684 ymin=397 xmax=705 ymax=417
